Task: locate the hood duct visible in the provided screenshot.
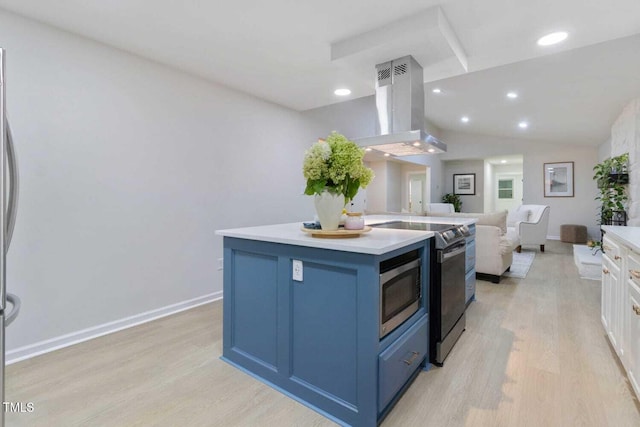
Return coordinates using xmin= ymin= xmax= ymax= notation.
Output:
xmin=355 ymin=55 xmax=446 ymax=155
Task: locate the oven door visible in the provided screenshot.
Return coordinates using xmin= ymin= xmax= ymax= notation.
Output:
xmin=438 ymin=242 xmax=466 ymax=338
xmin=380 ymin=259 xmax=421 ymax=338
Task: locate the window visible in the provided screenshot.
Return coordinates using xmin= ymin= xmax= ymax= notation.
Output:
xmin=498 ymin=179 xmax=514 ymax=199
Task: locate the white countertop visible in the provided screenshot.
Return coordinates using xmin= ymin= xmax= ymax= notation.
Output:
xmin=216 ymin=215 xmax=476 ymax=255
xmin=602 ymin=226 xmax=640 ymax=253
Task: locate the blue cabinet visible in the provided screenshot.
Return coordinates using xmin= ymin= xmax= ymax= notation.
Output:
xmin=291 ymin=261 xmax=359 ymax=406
xmin=222 ymin=237 xmax=431 ymax=426
xmin=465 ymin=224 xmax=477 ymax=305
xmin=378 ymin=315 xmax=428 ymax=410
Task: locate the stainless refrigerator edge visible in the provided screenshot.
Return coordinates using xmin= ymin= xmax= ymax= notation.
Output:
xmin=0 ymin=48 xmax=22 ymax=427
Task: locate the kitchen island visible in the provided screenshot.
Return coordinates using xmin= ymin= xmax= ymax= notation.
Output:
xmin=216 ymin=215 xmax=475 ymax=426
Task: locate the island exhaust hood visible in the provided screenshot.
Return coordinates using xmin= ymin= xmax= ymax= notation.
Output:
xmin=355 ymin=55 xmax=446 ymax=155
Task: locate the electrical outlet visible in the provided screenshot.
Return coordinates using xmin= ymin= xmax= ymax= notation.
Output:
xmin=292 ymin=260 xmax=303 ymax=281
xmin=217 ymin=258 xmax=223 ymax=271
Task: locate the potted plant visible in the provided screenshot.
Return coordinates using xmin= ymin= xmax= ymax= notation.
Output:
xmin=593 ymin=153 xmax=629 ymax=227
xmin=593 ymin=153 xmax=629 ymax=188
xmin=442 ymin=193 xmax=462 ymax=212
xmin=303 ymin=132 xmax=374 ymax=230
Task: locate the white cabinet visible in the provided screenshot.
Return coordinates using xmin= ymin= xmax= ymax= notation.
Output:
xmin=601 ymin=228 xmax=640 ymax=400
xmin=602 ymin=235 xmax=623 ymax=355
xmin=601 ymin=255 xmax=619 ymax=349
xmin=625 ymin=252 xmax=640 ymax=397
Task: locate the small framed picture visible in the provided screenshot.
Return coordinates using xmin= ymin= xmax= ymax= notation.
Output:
xmin=453 ymin=173 xmax=476 ymax=195
xmin=544 ymin=161 xmax=574 ymax=197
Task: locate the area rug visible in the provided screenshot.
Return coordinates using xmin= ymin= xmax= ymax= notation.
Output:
xmin=503 ymin=251 xmax=536 ymax=278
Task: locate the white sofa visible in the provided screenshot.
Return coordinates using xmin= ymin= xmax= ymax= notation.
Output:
xmin=509 ymin=205 xmax=551 ymax=252
xmin=426 ymin=206 xmax=520 ymax=283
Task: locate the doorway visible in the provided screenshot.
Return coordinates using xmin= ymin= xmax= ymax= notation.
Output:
xmin=407 ymin=170 xmax=429 ymax=213
xmin=484 ymin=155 xmax=523 ymax=213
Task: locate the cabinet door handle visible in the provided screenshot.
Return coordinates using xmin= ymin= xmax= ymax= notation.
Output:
xmin=633 ymin=304 xmax=640 ymax=316
xmin=614 ymin=255 xmax=622 ymax=261
xmin=630 ymin=270 xmax=640 ymax=279
xmin=403 ymin=351 xmax=420 ymax=365
xmin=603 ymin=268 xmax=609 ymax=274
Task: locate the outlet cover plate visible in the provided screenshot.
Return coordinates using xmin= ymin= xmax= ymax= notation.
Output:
xmin=292 ymin=260 xmax=303 ymax=281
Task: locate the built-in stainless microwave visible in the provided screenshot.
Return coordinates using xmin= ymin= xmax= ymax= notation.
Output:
xmin=379 ymin=250 xmax=421 ymax=338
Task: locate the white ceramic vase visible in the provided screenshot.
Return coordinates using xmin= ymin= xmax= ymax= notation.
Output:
xmin=314 ymin=189 xmax=345 ymax=231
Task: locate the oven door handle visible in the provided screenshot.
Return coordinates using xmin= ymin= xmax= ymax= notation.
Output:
xmin=440 ymin=245 xmax=466 ymax=262
xmin=379 ymin=258 xmax=421 ymax=283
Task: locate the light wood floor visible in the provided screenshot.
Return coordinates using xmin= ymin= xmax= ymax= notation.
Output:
xmin=6 ymin=240 xmax=640 ymax=426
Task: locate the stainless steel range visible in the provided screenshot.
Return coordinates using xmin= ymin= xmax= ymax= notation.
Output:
xmin=370 ymin=221 xmax=470 ymax=365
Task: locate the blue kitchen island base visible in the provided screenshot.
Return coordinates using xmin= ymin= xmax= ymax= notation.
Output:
xmin=220 ymin=236 xmax=432 ymax=426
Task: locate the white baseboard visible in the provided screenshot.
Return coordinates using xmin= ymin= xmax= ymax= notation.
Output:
xmin=6 ymin=291 xmax=223 ymax=365
xmin=547 ymin=235 xmax=560 ymax=240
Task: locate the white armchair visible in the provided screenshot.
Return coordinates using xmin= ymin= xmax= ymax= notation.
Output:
xmin=514 ymin=205 xmax=550 ymax=252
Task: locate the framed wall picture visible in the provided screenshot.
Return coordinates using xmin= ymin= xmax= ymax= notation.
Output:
xmin=544 ymin=161 xmax=574 ymax=197
xmin=453 ymin=173 xmax=476 ymax=195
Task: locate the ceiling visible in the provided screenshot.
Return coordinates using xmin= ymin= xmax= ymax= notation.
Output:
xmin=485 ymin=155 xmax=523 ymax=166
xmin=1 ymin=0 xmax=639 ymax=145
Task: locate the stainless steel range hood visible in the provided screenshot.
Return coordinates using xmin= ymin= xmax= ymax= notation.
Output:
xmin=355 ymin=55 xmax=446 ymax=155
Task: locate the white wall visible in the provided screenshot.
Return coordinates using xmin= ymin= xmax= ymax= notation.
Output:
xmin=599 ymin=138 xmax=612 ymax=161
xmin=440 ymin=130 xmax=599 ymax=238
xmin=1 ymin=10 xmax=315 ymax=356
xmin=443 ymin=159 xmax=485 ymax=213
xmin=365 ymin=161 xmax=387 ymax=212
xmin=609 ymin=98 xmax=640 ymax=226
xmin=363 ymin=160 xmax=410 ymax=213
xmin=386 ymin=162 xmax=402 ymax=212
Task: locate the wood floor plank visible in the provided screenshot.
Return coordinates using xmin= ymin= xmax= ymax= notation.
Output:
xmin=6 ymin=240 xmax=640 ymax=426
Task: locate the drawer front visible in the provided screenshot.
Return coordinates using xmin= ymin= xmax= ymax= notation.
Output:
xmin=603 ymin=235 xmax=622 ymax=265
xmin=378 ymin=315 xmax=428 ymax=411
xmin=628 ymin=250 xmax=640 ymax=287
xmin=465 ymin=239 xmax=476 ymax=273
xmin=466 ymin=268 xmax=476 ymax=303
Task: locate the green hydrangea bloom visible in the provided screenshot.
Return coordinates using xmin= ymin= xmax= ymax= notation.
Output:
xmin=303 ymin=131 xmax=375 ymax=204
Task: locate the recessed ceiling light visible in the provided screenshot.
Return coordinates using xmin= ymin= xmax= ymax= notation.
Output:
xmin=501 ymin=160 xmax=507 ymax=164
xmin=518 ymin=121 xmax=529 ymax=129
xmin=537 ymin=31 xmax=568 ymax=46
xmin=364 ymin=148 xmax=372 ymax=152
xmin=432 ymin=88 xmax=442 ymax=94
xmin=412 ymin=142 xmax=421 ymax=147
xmin=428 ymin=148 xmax=436 ymax=153
xmin=334 ymin=88 xmax=351 ymax=96
xmin=507 ymin=92 xmax=518 ymax=99
xmin=461 ymin=116 xmax=470 ymax=123
xmin=383 ymin=153 xmax=391 ymax=157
